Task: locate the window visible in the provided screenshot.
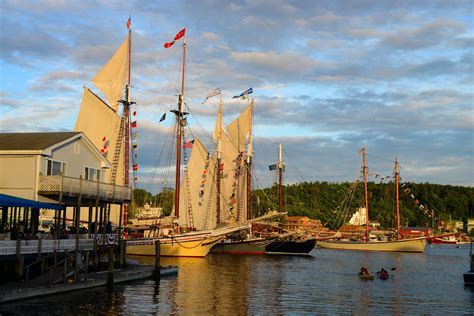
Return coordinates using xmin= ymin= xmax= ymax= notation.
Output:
xmin=85 ymin=167 xmax=101 ymax=181
xmin=47 ymin=160 xmax=66 ymax=176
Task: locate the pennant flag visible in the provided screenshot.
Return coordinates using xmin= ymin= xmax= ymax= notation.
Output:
xmin=202 ymin=169 xmax=208 ymax=175
xmin=201 ymin=178 xmax=207 ymax=185
xmin=233 ymin=87 xmax=253 ymax=99
xmin=133 ymin=164 xmax=138 ymax=171
xmin=183 ymin=139 xmax=194 ymax=149
xmin=100 ymin=136 xmax=109 ymax=156
xmin=131 ymin=121 xmax=137 ymax=128
xmin=126 ymin=17 xmax=131 ymax=30
xmin=202 ymin=88 xmax=221 ymax=104
xmin=219 ymin=163 xmax=224 ymax=171
xmin=269 ymin=164 xmax=277 ymax=171
xmin=159 ymin=113 xmax=166 ymax=123
xmin=132 ymin=132 xmax=138 ymax=139
xmin=133 ymin=110 xmax=136 ymax=117
xmin=133 ymin=144 xmax=138 ymax=150
xmin=134 ymin=176 xmax=138 ymax=181
xmin=164 ymin=28 xmax=186 ymax=48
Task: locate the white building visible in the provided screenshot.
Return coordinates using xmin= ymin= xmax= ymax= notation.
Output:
xmin=348 ymin=207 xmax=367 ymax=226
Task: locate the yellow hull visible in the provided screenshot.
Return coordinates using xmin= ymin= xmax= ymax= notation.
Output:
xmin=317 ymin=238 xmax=427 ymax=253
xmin=126 ymin=234 xmax=224 ymax=258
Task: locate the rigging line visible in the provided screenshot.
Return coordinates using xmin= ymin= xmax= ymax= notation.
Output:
xmin=132 ymin=86 xmax=174 ymax=96
xmin=187 ymin=48 xmax=212 ymax=100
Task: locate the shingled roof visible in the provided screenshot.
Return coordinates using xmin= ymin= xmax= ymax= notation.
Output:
xmin=0 ymin=132 xmax=81 ymax=150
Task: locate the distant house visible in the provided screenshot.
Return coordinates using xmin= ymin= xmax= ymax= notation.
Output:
xmin=348 ymin=207 xmax=367 ymax=226
xmin=467 ymin=218 xmax=474 ymax=233
xmin=283 ymin=216 xmax=322 ymax=232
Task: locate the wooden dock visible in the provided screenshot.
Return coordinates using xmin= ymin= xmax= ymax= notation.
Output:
xmin=0 ymin=265 xmax=178 ymax=303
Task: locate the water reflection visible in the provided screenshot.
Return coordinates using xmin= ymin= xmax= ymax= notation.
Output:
xmin=0 ymin=246 xmax=473 ymax=315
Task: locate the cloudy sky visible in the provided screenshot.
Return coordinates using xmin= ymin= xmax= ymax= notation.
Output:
xmin=0 ymin=0 xmax=472 ymax=192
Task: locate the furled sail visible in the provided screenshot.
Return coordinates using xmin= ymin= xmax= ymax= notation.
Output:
xmin=226 ymin=104 xmax=251 ymax=152
xmin=92 ymin=37 xmax=129 ymax=111
xmin=74 ymin=88 xmax=123 ymax=185
xmin=176 ymin=138 xmax=216 ymax=230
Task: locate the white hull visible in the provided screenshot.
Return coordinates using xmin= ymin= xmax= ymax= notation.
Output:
xmin=317 ymin=238 xmax=427 ymax=253
xmin=126 ymin=234 xmax=224 ymax=258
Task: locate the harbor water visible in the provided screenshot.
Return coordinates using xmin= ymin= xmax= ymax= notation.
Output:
xmin=0 ymin=245 xmax=473 ymax=315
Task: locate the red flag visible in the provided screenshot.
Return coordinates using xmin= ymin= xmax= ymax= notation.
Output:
xmin=183 ymin=140 xmax=194 ymax=149
xmin=174 ymin=28 xmax=186 ymax=41
xmin=219 ymin=163 xmax=224 ymax=171
xmin=133 ymin=111 xmax=136 ymax=116
xmin=126 ymin=17 xmax=131 ymax=30
xmin=164 ymin=28 xmax=186 ymax=48
xmin=133 ymin=164 xmax=138 ymax=171
xmin=131 ymin=121 xmax=137 ymax=128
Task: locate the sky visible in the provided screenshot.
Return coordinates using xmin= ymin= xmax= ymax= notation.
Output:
xmin=0 ymin=0 xmax=473 ymax=193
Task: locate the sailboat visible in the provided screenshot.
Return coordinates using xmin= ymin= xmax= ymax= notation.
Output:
xmin=264 ymin=144 xmax=316 ymax=256
xmin=316 ymin=147 xmax=427 ymax=253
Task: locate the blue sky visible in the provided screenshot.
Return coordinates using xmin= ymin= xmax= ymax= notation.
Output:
xmin=0 ymin=0 xmax=472 ymax=192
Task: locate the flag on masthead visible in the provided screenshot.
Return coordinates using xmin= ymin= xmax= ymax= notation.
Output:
xmin=164 ymin=28 xmax=186 ymax=48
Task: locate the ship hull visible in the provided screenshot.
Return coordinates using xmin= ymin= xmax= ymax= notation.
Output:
xmin=126 ymin=235 xmax=224 ymax=258
xmin=316 ymin=238 xmax=427 ymax=253
xmin=210 ymin=237 xmax=275 ymax=255
xmin=265 ymin=238 xmax=316 ymax=255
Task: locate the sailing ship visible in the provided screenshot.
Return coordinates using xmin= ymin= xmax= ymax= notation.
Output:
xmin=263 ymin=144 xmax=316 ymax=256
xmin=316 ymin=147 xmax=427 ymax=253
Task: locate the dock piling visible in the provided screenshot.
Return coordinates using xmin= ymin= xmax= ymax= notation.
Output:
xmin=153 ymin=240 xmax=161 ymax=278
xmin=107 ymin=247 xmax=114 ymax=285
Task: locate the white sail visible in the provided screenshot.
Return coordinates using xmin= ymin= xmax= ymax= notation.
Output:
xmin=92 ymin=37 xmax=129 ymax=112
xmin=74 ymin=88 xmax=123 ymax=185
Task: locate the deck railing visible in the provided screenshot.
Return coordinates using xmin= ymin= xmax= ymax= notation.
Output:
xmin=38 ymin=174 xmax=131 ymax=202
xmin=0 ymin=239 xmax=94 ymax=256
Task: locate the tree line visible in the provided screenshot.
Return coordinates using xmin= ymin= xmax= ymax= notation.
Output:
xmin=132 ymin=182 xmax=473 ymax=229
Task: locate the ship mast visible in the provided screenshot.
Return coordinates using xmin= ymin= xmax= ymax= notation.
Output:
xmin=246 ymin=99 xmax=254 ymax=220
xmin=361 ymin=146 xmax=369 ymax=241
xmin=123 ymin=22 xmax=132 ymax=225
xmin=278 ymin=144 xmax=283 ymax=213
xmin=174 ymin=35 xmax=186 ymax=221
xmin=216 ymin=93 xmax=222 ymax=225
xmin=395 ymin=157 xmax=401 ymax=240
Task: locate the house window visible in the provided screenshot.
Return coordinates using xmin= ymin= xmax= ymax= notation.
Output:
xmin=85 ymin=167 xmax=101 ymax=181
xmin=47 ymin=160 xmax=66 ymax=176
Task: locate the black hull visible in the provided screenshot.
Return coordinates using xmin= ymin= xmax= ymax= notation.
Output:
xmin=464 ymin=272 xmax=474 ymax=285
xmin=265 ymin=238 xmax=316 ymax=255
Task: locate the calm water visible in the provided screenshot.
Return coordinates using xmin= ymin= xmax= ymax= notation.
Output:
xmin=1 ymin=245 xmax=473 ymax=315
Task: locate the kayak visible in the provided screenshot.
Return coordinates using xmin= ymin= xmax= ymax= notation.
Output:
xmin=358 ymin=273 xmax=374 ymax=280
xmin=378 ymin=272 xmax=389 ymax=280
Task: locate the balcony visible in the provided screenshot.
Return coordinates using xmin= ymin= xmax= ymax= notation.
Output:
xmin=38 ymin=175 xmax=131 ymax=203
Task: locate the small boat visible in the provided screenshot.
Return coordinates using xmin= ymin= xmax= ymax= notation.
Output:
xmin=358 ymin=273 xmax=374 ymax=280
xmin=377 ymin=271 xmax=390 ymax=280
xmin=431 ymin=235 xmax=457 ymax=245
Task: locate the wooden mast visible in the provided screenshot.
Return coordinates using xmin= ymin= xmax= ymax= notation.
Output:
xmin=216 ymin=92 xmax=222 ymax=225
xmin=246 ymin=99 xmax=254 ymax=220
xmin=278 ymin=144 xmax=283 ymax=213
xmin=174 ymin=33 xmax=186 ymax=221
xmin=395 ymin=157 xmax=401 ymax=240
xmin=123 ymin=20 xmax=132 ymax=225
xmin=362 ymin=146 xmax=369 ymax=241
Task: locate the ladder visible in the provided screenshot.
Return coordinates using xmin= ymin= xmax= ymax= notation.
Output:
xmin=182 ymin=144 xmax=194 ymax=229
xmin=110 ymin=114 xmax=125 ymax=184
xmin=203 ymin=167 xmax=215 ymax=230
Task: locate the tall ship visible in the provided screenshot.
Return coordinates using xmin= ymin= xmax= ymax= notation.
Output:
xmin=316 ymin=147 xmax=427 ymax=253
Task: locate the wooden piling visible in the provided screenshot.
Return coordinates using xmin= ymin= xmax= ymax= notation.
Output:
xmin=107 ymin=247 xmax=114 ymax=285
xmin=153 ymin=240 xmax=161 ymax=278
